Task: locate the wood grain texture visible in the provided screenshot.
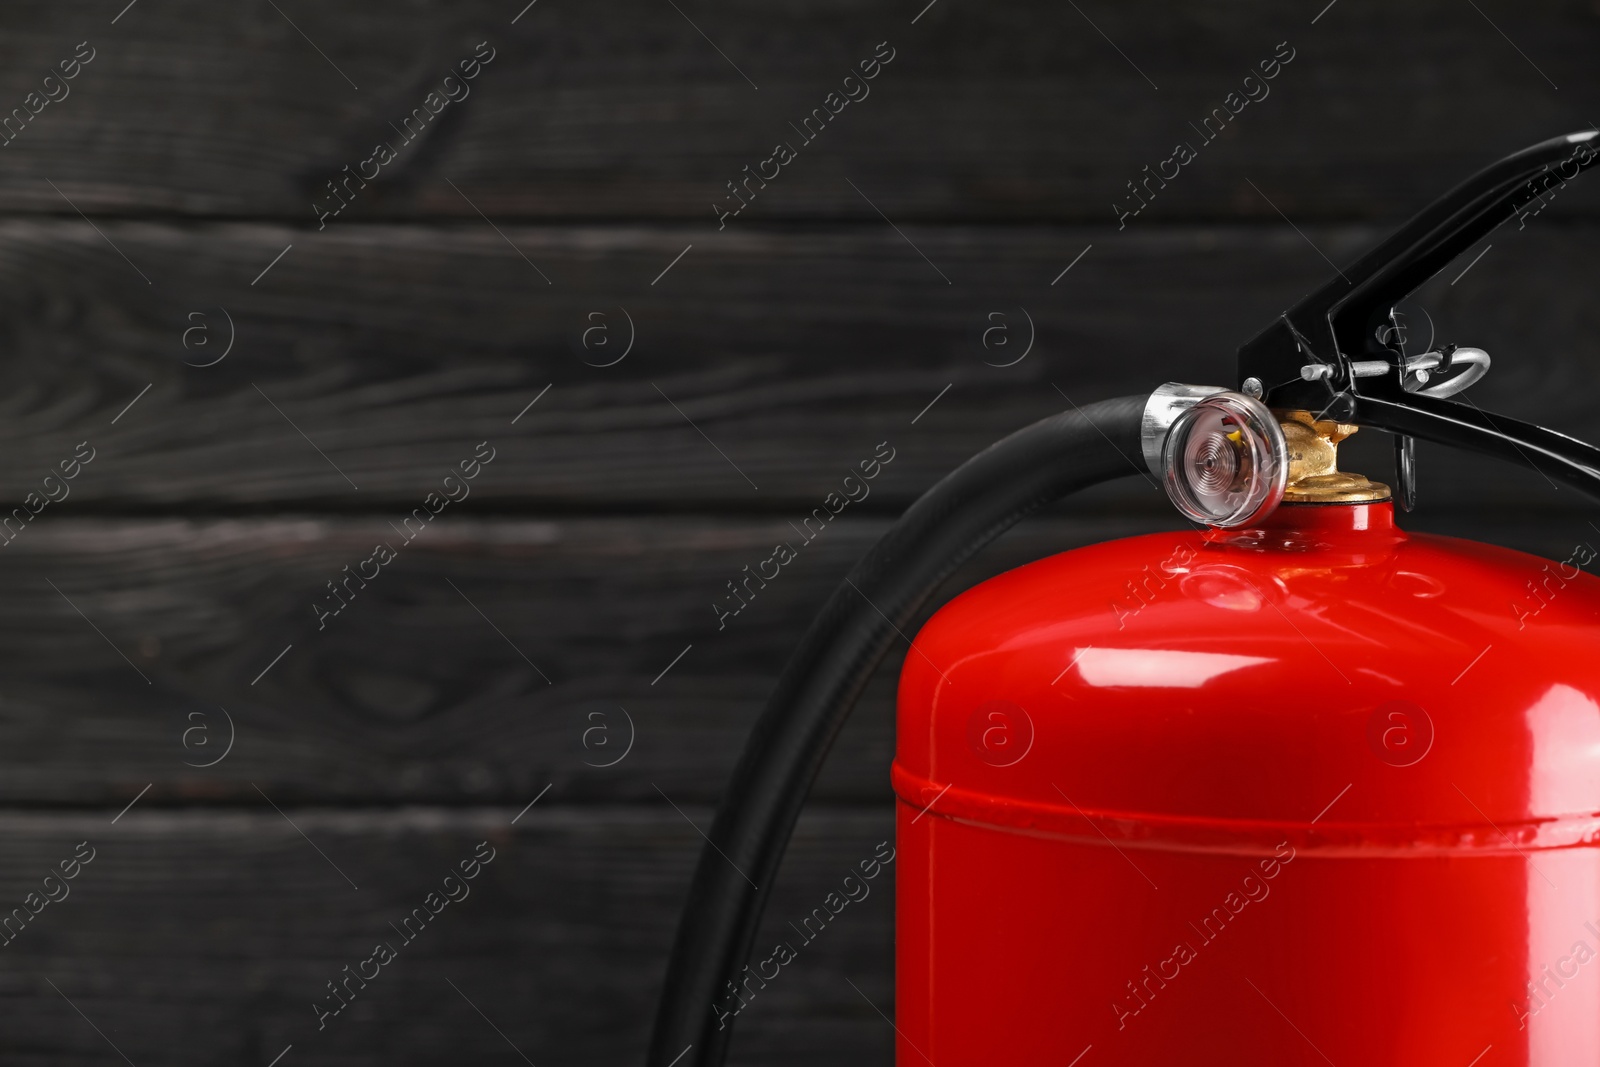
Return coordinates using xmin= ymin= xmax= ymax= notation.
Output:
xmin=0 ymin=511 xmax=1586 ymax=807
xmin=0 ymin=220 xmax=1594 ymax=508
xmin=0 ymin=1 xmax=1594 ymax=221
xmin=0 ymin=807 xmax=894 ymax=1066
xmin=0 ymin=514 xmax=1170 ymax=806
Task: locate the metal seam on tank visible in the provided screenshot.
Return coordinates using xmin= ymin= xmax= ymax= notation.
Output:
xmin=892 ymin=764 xmax=1600 ymax=855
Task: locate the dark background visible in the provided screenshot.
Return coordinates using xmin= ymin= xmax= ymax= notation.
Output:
xmin=0 ymin=1 xmax=1595 ymax=1064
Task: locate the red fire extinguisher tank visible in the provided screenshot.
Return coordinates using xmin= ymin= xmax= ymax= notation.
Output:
xmin=895 ymin=499 xmax=1600 ymax=1065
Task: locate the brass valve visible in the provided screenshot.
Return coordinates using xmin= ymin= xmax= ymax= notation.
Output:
xmin=1276 ymin=410 xmax=1391 ymax=504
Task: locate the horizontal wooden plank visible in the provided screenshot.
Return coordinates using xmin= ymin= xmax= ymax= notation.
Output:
xmin=0 ymin=515 xmax=1166 ymax=806
xmin=0 ymin=511 xmax=1588 ymax=807
xmin=0 ymin=806 xmax=894 ymax=1066
xmin=0 ymin=1 xmax=1595 ymax=221
xmin=1 ymin=220 xmax=1594 ymax=508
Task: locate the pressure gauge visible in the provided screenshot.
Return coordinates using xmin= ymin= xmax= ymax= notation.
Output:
xmin=1162 ymin=392 xmax=1287 ymax=528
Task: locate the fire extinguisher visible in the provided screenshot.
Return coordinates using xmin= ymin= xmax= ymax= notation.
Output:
xmin=650 ymin=130 xmax=1600 ymax=1065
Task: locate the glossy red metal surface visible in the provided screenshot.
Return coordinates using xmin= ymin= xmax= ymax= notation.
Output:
xmin=894 ymin=502 xmax=1600 ymax=1065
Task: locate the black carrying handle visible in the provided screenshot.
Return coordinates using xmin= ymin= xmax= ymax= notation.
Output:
xmin=1238 ymin=129 xmax=1600 ymax=500
xmin=1353 ymin=392 xmax=1600 ymax=500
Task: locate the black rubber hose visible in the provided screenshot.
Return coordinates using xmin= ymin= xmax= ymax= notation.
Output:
xmin=647 ymin=394 xmax=1151 ymax=1067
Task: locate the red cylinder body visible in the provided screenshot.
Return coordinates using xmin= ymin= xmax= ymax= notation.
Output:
xmin=895 ymin=502 xmax=1600 ymax=1065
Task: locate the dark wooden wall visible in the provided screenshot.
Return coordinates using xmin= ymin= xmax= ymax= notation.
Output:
xmin=0 ymin=1 xmax=1595 ymax=1064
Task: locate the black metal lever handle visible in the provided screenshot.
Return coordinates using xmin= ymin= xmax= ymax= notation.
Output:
xmin=1348 ymin=133 xmax=1600 ymax=505
xmin=1329 ymin=130 xmax=1598 ymax=358
xmin=1240 ymin=130 xmax=1598 ymax=410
